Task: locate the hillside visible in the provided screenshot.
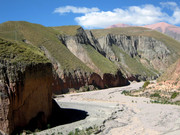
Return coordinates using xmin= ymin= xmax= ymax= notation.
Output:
xmin=1 ymin=21 xmax=180 ymax=82
xmin=107 ymin=22 xmax=180 ymax=42
xmin=158 ymin=58 xmax=180 ymax=83
xmin=89 ymin=27 xmax=180 ymax=80
xmin=143 ymin=22 xmax=180 ymax=42
xmin=0 ymin=21 xmax=128 ymax=93
xmin=0 ymin=21 xmax=91 ymax=71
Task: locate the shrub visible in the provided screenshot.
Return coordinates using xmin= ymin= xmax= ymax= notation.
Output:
xmin=121 ymin=90 xmax=131 ymax=95
xmin=142 ymin=81 xmax=150 ymax=89
xmin=150 ymin=93 xmax=161 ymax=98
xmin=171 ymin=92 xmax=179 ymax=99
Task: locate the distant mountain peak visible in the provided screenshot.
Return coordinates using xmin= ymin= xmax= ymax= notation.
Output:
xmin=143 ymin=22 xmax=177 ymax=33
xmin=106 ymin=23 xmax=131 ymax=29
xmin=107 ymin=22 xmax=180 ymax=42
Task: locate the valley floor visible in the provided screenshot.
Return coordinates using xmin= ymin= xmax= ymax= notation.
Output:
xmin=37 ymin=82 xmax=180 ymax=135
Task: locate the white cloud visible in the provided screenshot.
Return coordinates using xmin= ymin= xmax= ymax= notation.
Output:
xmin=160 ymin=2 xmax=180 ymax=25
xmin=54 ymin=3 xmax=180 ymax=28
xmin=75 ymin=5 xmax=168 ymax=28
xmin=160 ymin=2 xmax=177 ymax=9
xmin=54 ymin=6 xmax=100 ymax=14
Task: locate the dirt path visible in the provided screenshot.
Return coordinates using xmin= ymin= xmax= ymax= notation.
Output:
xmin=38 ymin=82 xmax=180 ymax=135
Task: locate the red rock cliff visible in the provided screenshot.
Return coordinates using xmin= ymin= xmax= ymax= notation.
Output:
xmin=0 ymin=62 xmax=53 ymax=134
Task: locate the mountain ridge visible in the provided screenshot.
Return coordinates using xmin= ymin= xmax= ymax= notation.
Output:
xmin=107 ymin=22 xmax=180 ymax=42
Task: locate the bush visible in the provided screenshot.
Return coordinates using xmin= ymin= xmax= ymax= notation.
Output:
xmin=171 ymin=92 xmax=179 ymax=99
xmin=150 ymin=93 xmax=161 ymax=98
xmin=121 ymin=90 xmax=131 ymax=95
xmin=142 ymin=81 xmax=150 ymax=89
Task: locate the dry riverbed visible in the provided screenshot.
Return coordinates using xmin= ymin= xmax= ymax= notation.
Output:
xmin=38 ymin=82 xmax=180 ymax=135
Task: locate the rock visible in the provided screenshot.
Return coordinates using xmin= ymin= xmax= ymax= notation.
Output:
xmin=0 ymin=61 xmax=53 ymax=134
xmin=88 ymin=71 xmax=129 ymax=89
xmin=96 ymin=34 xmax=171 ymax=72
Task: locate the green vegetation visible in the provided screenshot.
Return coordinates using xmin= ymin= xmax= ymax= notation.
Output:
xmin=121 ymin=90 xmax=131 ymax=96
xmin=111 ymin=44 xmax=158 ymax=76
xmin=0 ymin=21 xmax=91 ymax=71
xmin=142 ymin=81 xmax=150 ymax=89
xmin=150 ymin=93 xmax=161 ymax=98
xmin=91 ymin=27 xmax=180 ymax=63
xmin=52 ymin=25 xmax=81 ymax=36
xmin=68 ymin=125 xmax=99 ymax=135
xmin=91 ymin=27 xmax=180 ymax=55
xmin=0 ymin=38 xmax=49 ymax=64
xmin=171 ymin=92 xmax=179 ymax=99
xmin=84 ymin=45 xmax=118 ymax=74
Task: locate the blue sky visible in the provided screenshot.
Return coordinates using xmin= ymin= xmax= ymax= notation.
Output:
xmin=0 ymin=0 xmax=180 ymax=29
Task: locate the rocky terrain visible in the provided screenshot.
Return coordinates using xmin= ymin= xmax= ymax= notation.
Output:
xmin=0 ymin=21 xmax=179 ymax=86
xmin=0 ymin=38 xmax=53 ymax=134
xmin=37 ymin=82 xmax=180 ymax=135
xmin=107 ymin=22 xmax=180 ymax=42
xmin=0 ymin=21 xmax=180 ymax=134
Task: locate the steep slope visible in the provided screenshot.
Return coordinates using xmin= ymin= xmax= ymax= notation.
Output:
xmin=158 ymin=58 xmax=180 ymax=83
xmin=88 ymin=27 xmax=180 ymax=80
xmin=0 ymin=21 xmax=128 ymax=93
xmin=0 ymin=38 xmax=53 ymax=134
xmin=0 ymin=21 xmax=90 ymax=71
xmin=53 ymin=26 xmax=118 ymax=75
xmin=143 ymin=22 xmax=180 ymax=42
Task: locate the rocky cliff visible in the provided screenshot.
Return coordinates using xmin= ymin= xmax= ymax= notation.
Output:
xmin=41 ymin=45 xmax=128 ymax=94
xmin=0 ymin=38 xmax=53 ymax=134
xmin=88 ymin=28 xmax=180 ymax=80
xmin=57 ymin=25 xmax=179 ymax=81
xmin=96 ymin=34 xmax=171 ymax=71
xmin=0 ymin=21 xmax=180 ymax=93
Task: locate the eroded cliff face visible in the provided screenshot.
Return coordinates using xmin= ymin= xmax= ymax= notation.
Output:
xmin=86 ymin=31 xmax=175 ymax=80
xmin=88 ymin=71 xmax=129 ymax=89
xmin=41 ymin=44 xmax=129 ymax=94
xmin=96 ymin=34 xmax=171 ymax=71
xmin=59 ymin=27 xmax=101 ymax=73
xmin=0 ymin=61 xmax=53 ymax=134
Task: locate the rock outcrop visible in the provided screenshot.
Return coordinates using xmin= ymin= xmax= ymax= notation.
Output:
xmin=93 ymin=34 xmax=171 ymax=72
xmin=87 ymin=30 xmax=176 ymax=80
xmin=58 ymin=25 xmax=175 ymax=82
xmin=0 ymin=38 xmax=53 ymax=134
xmin=88 ymin=70 xmax=129 ymax=89
xmin=58 ymin=27 xmax=101 ymax=73
xmin=0 ymin=61 xmax=53 ymax=134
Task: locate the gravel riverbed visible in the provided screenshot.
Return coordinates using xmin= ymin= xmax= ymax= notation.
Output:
xmin=37 ymin=82 xmax=180 ymax=135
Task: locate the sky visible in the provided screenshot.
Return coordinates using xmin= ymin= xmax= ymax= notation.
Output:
xmin=0 ymin=0 xmax=180 ymax=29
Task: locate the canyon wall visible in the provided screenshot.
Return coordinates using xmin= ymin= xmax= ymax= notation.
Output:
xmin=0 ymin=61 xmax=53 ymax=134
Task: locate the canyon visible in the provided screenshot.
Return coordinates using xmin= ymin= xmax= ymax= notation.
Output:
xmin=0 ymin=21 xmax=180 ymax=134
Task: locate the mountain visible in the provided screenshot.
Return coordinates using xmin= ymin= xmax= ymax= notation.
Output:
xmin=1 ymin=21 xmax=180 ymax=134
xmin=107 ymin=22 xmax=180 ymax=42
xmin=0 ymin=21 xmax=128 ymax=92
xmin=143 ymin=22 xmax=180 ymax=42
xmin=106 ymin=23 xmax=131 ymax=29
xmin=158 ymin=58 xmax=180 ymax=84
xmin=89 ymin=27 xmax=180 ymax=80
xmin=0 ymin=21 xmax=180 ymax=82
